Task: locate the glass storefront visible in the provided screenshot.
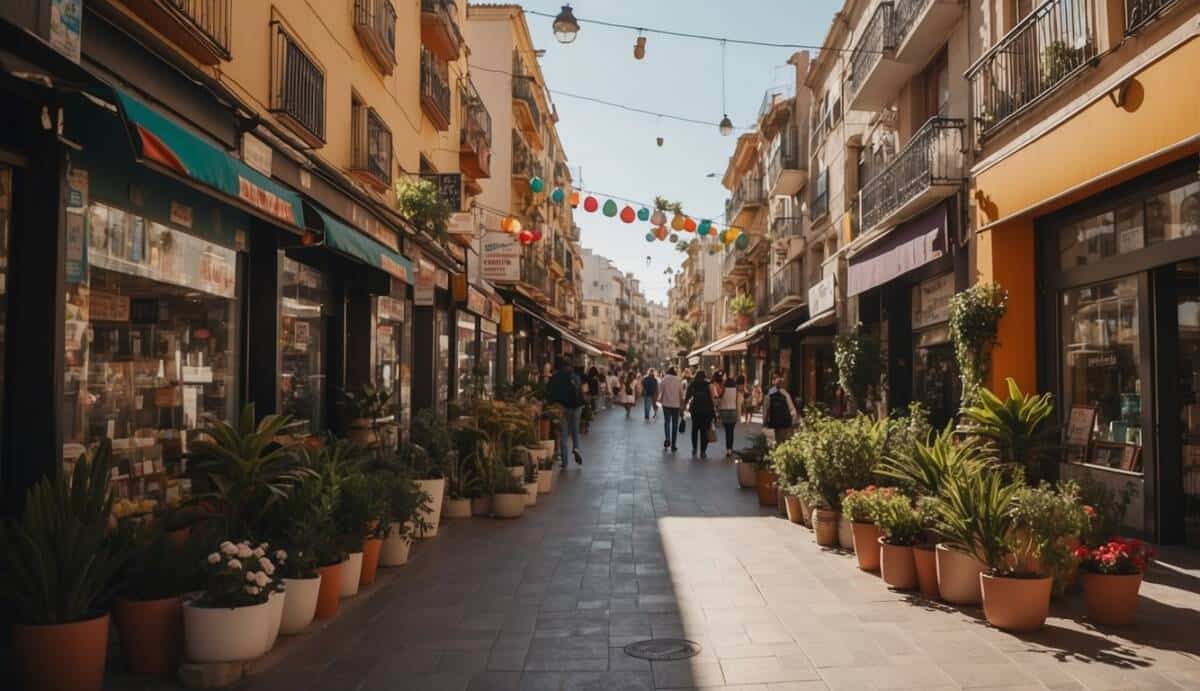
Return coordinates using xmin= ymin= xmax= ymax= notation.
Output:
xmin=456 ymin=314 xmax=478 ymax=401
xmin=375 ymin=294 xmax=409 ymax=433
xmin=64 ymin=200 xmax=239 ymax=500
xmin=911 ymin=273 xmax=956 ymax=429
xmin=481 ymin=319 xmax=498 ymax=395
xmin=435 ymin=308 xmax=450 ymax=416
xmin=279 ymin=256 xmax=329 ymax=434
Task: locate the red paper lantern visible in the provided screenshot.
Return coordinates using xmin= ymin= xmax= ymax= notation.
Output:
xmin=620 ymin=206 xmax=636 ymax=223
xmin=518 ymin=230 xmax=534 ymax=244
xmin=531 ymin=229 xmax=543 ymax=242
xmin=583 ymin=195 xmax=599 ymax=212
xmin=684 ymin=217 xmax=698 ymax=232
xmin=653 ymin=225 xmax=669 ymax=241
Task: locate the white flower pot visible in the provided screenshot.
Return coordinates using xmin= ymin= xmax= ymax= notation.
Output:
xmin=380 ymin=522 xmax=412 ymax=567
xmin=523 ymin=481 xmax=539 ymax=506
xmin=279 ymin=576 xmax=321 ymax=635
xmin=416 ymin=478 xmax=445 ymax=538
xmin=838 ymin=515 xmax=855 ymax=550
xmin=183 ymin=599 xmax=272 ymax=663
xmin=537 ymin=466 xmax=555 ymax=494
xmin=443 ymin=497 xmax=471 ymax=519
xmin=339 ymin=553 xmax=363 ymax=598
xmin=536 ymin=440 xmax=556 ymax=454
xmin=261 ymin=589 xmax=286 ymax=654
xmin=493 ymin=493 xmax=526 ymax=519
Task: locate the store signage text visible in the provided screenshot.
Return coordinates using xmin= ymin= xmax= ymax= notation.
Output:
xmin=238 ymin=176 xmax=294 ymax=225
xmin=481 ymin=231 xmax=520 ymax=283
xmin=911 ymin=273 xmax=954 ymax=331
xmin=808 ymin=274 xmax=835 ymax=316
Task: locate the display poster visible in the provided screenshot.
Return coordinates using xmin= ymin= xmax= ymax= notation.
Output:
xmin=1066 ymin=405 xmax=1097 ymax=448
xmin=481 ymin=231 xmax=521 ymax=283
xmin=89 ymin=291 xmax=131 ymax=322
xmin=911 ymin=273 xmax=954 ymax=331
xmin=49 ymin=0 xmax=83 ymax=63
xmin=169 ymin=201 xmax=193 ymax=229
xmin=808 ymin=273 xmax=835 ymax=317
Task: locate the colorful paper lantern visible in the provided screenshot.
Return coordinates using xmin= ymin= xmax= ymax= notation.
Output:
xmin=569 ymin=191 xmax=581 ymax=208
xmin=529 ymin=176 xmax=544 ymax=193
xmin=735 ymin=232 xmax=750 ymax=250
xmin=551 ymin=187 xmax=565 ymax=203
xmin=637 ymin=207 xmax=650 ymax=222
xmin=697 ymin=223 xmax=710 ymax=237
xmin=602 ymin=199 xmax=618 ymax=217
xmin=531 ymin=228 xmax=543 ymax=242
xmin=654 ymin=225 xmax=669 ymax=241
xmin=620 ymin=205 xmax=636 ymax=223
xmin=584 ymin=196 xmax=599 ymax=212
xmin=698 ymin=219 xmax=712 ymax=234
xmin=651 ymin=209 xmax=667 ymax=226
xmin=645 ymin=232 xmax=655 ymax=242
xmin=684 ymin=217 xmax=697 ymax=233
xmin=519 ymin=230 xmax=534 ymax=244
xmin=668 ymin=233 xmax=679 ymax=243
xmin=670 ymin=213 xmax=686 ymax=231
xmin=500 ymin=217 xmax=516 ymax=233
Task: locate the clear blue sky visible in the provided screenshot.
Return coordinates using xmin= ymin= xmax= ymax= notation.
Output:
xmin=526 ymin=1 xmax=842 ymax=302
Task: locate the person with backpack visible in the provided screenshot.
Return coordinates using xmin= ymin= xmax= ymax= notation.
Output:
xmin=763 ymin=376 xmax=799 ymax=444
xmin=546 ymin=357 xmax=584 ymax=468
xmin=641 ymin=369 xmax=659 ymax=421
xmin=684 ymin=370 xmax=716 ymax=458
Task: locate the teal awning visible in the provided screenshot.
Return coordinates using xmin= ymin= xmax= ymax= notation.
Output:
xmin=113 ymin=89 xmax=305 ymax=229
xmin=312 ymin=207 xmax=414 ymax=283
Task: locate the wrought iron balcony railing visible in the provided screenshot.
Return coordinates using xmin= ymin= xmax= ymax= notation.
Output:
xmin=892 ymin=0 xmax=932 ymax=48
xmin=512 ymin=75 xmax=543 ymax=132
xmin=420 ymin=47 xmax=451 ymax=130
xmin=459 ymin=79 xmax=492 ymax=160
xmin=859 ymin=117 xmax=964 ymax=233
xmin=771 ymin=216 xmax=804 ymax=239
xmin=350 ymin=104 xmax=392 ymax=186
xmin=847 ymin=3 xmax=896 ymax=105
xmin=1126 ymin=0 xmax=1179 ymax=33
xmin=354 ymin=0 xmax=397 ymax=70
xmin=167 ymin=0 xmax=231 ymax=59
xmin=420 ymin=0 xmax=463 ymax=60
xmin=966 ymin=0 xmax=1097 ymax=139
xmin=270 ymin=23 xmax=325 ymax=144
xmin=770 ymin=260 xmax=805 ymax=306
xmin=767 ymin=128 xmax=801 ymax=192
xmin=731 ymin=176 xmax=765 ymax=215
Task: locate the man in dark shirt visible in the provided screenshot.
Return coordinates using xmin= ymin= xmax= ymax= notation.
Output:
xmin=641 ymin=369 xmax=659 ymax=421
xmin=546 ymin=357 xmax=583 ymax=468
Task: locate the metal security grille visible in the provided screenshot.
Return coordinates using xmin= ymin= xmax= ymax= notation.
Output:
xmin=270 ymin=25 xmax=326 ymax=143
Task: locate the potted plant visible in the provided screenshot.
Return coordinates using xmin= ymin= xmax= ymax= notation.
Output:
xmin=804 ymin=415 xmax=885 ymax=549
xmin=735 ymin=433 xmax=769 ymax=489
xmin=411 ymin=410 xmax=454 ymax=537
xmin=523 ymin=463 xmax=540 ymax=506
xmin=912 ymin=497 xmax=942 ymax=599
xmin=948 ymin=283 xmax=1007 ymax=408
xmin=333 ymin=472 xmax=377 ymax=598
xmin=358 ymin=479 xmax=389 ymax=588
xmin=492 ymin=472 xmax=528 ymax=519
xmin=729 ymin=293 xmax=756 ymax=330
xmin=770 ymin=434 xmax=808 ymax=524
xmin=341 ymin=384 xmax=398 ymax=449
xmin=260 ymin=472 xmax=330 ymax=635
xmin=0 ymin=442 xmax=129 ymax=691
xmin=444 ymin=430 xmax=483 ymax=519
xmin=183 ymin=540 xmax=280 ymax=662
xmin=874 ymin=492 xmax=923 ymax=590
xmin=536 ymin=447 xmax=558 ymax=494
xmin=842 ymin=486 xmax=885 ymax=572
xmin=297 ymin=444 xmax=351 ymax=618
xmin=377 ymin=459 xmax=431 ymax=568
xmin=1076 ymin=537 xmax=1153 ymax=626
xmin=1009 ymin=482 xmax=1089 ymax=595
xmin=960 ymin=378 xmax=1055 ymax=483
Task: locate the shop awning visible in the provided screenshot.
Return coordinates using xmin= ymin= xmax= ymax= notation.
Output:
xmin=796 ymin=310 xmax=836 ymax=333
xmin=310 ymin=207 xmax=414 ymax=283
xmin=514 ymin=304 xmax=602 ymax=357
xmin=687 ymin=330 xmax=745 ymax=359
xmin=711 ymin=305 xmax=808 ymax=354
xmin=846 ymin=204 xmax=947 ymax=297
xmin=112 ymin=89 xmax=305 ymax=230
xmin=602 ymin=350 xmax=625 ymax=362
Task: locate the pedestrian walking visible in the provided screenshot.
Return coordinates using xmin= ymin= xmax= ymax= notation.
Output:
xmin=587 ymin=366 xmax=602 ymax=410
xmin=763 ymin=376 xmax=799 ymax=445
xmin=606 ymin=370 xmax=621 ymax=410
xmin=685 ymin=370 xmax=716 ymax=458
xmin=620 ymin=371 xmax=637 ymax=418
xmin=657 ymin=367 xmax=684 ymax=452
xmin=641 ymin=368 xmax=659 ymax=421
xmin=717 ymin=372 xmax=740 ymax=457
xmin=546 ymin=357 xmax=584 ymax=468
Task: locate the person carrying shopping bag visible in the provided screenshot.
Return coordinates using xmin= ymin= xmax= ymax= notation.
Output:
xmin=684 ymin=370 xmax=716 ymax=458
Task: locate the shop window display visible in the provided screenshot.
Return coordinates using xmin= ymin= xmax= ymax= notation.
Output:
xmin=0 ymin=167 xmax=11 ymax=463
xmin=456 ymin=314 xmax=478 ymax=400
xmin=1059 ymin=178 xmax=1200 ymax=270
xmin=279 ymin=256 xmax=329 ymax=434
xmin=64 ymin=202 xmax=239 ymax=510
xmin=435 ymin=308 xmax=450 ymax=416
xmin=481 ymin=319 xmax=498 ymax=396
xmin=375 ymin=294 xmax=408 ymax=433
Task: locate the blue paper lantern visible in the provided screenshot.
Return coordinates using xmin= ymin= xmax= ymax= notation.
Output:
xmin=645 ymin=232 xmax=655 ymax=242
xmin=637 ymin=207 xmax=650 ymax=222
xmin=735 ymin=232 xmax=750 ymax=250
xmin=529 ymin=176 xmax=545 ymax=193
xmin=698 ymin=219 xmax=712 ymax=234
xmin=550 ymin=187 xmax=565 ymax=203
xmin=669 ymin=233 xmax=679 ymax=243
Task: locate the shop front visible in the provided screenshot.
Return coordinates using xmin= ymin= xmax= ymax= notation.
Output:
xmin=796 ymin=274 xmax=838 ymax=412
xmin=412 ymin=259 xmax=454 ymax=416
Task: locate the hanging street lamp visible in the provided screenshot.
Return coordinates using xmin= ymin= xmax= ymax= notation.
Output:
xmin=552 ymin=5 xmax=580 ymax=44
xmin=719 ymin=115 xmax=733 ymax=137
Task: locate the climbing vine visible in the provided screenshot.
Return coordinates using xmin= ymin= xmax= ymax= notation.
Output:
xmin=948 ymin=282 xmax=1008 ymax=408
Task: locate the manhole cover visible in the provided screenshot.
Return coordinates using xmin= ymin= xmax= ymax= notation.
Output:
xmin=623 ymin=638 xmax=703 ymax=661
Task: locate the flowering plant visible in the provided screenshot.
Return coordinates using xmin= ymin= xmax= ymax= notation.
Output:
xmin=841 ymin=486 xmax=894 ymax=523
xmin=873 ymin=493 xmax=924 ymax=546
xmin=1075 ymin=538 xmax=1154 ymax=576
xmin=194 ymin=540 xmax=282 ymax=608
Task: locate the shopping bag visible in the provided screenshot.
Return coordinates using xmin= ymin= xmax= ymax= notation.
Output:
xmin=706 ymin=425 xmax=718 ymax=444
xmin=678 ymin=416 xmax=687 ymax=433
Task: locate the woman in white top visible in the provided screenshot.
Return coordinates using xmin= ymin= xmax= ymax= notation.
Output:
xmin=713 ymin=371 xmax=741 ymax=457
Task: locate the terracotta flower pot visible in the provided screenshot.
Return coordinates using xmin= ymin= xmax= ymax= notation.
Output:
xmin=851 ymin=522 xmax=882 ymax=572
xmin=443 ymin=497 xmax=472 ymax=519
xmin=340 ymin=553 xmax=364 ymax=598
xmin=471 ymin=496 xmax=493 ymax=516
xmin=493 ymin=493 xmax=526 ymax=518
xmin=115 ymin=596 xmax=182 ymax=678
xmin=13 ymin=614 xmax=110 ymax=691
xmin=980 ymin=573 xmax=1052 ymax=632
xmin=736 ymin=462 xmax=757 ymax=488
xmin=912 ymin=545 xmax=940 ymax=599
xmin=755 ymin=470 xmax=779 ymax=506
xmin=1081 ymin=572 xmax=1143 ymax=626
xmin=837 ymin=515 xmax=855 ymax=550
xmin=314 ymin=562 xmax=343 ymax=619
xmin=783 ymin=494 xmax=805 ymax=524
xmin=537 ymin=418 xmax=551 ymax=441
xmin=380 ymin=522 xmax=412 ymax=567
xmin=279 ymin=576 xmax=321 ymax=634
xmin=798 ymin=496 xmax=812 ymax=528
xmin=813 ymin=508 xmax=839 ymax=547
xmin=416 ymin=478 xmax=446 ymax=538
xmin=183 ymin=599 xmax=272 ymax=662
xmin=360 ymin=537 xmax=383 ymax=586
xmin=936 ymin=543 xmax=985 ymax=605
xmin=879 ymin=539 xmax=918 ymax=590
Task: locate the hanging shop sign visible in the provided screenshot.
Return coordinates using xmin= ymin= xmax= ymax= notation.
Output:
xmin=911 ymin=272 xmax=955 ymax=331
xmin=169 ymin=201 xmax=193 ymax=229
xmin=414 ymin=259 xmax=437 ymax=306
xmin=49 ymin=0 xmax=83 ymax=63
xmin=466 ymin=286 xmax=488 ymax=317
xmin=808 ymin=273 xmax=835 ymax=317
xmin=482 ymin=231 xmax=521 ymax=283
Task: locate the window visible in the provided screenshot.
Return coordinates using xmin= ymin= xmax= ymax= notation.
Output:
xmin=351 ymin=97 xmax=393 ymax=187
xmin=279 ymin=256 xmax=329 ymax=434
xmin=270 ymin=23 xmax=326 ymax=144
xmin=921 ymin=48 xmax=950 ymax=120
xmin=1058 ymin=178 xmax=1200 ymax=270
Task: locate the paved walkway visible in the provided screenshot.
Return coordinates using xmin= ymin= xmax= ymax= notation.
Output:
xmin=242 ymin=407 xmax=1200 ymax=691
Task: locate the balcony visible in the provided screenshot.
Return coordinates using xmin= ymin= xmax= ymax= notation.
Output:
xmin=809 ymin=169 xmax=829 ymax=223
xmin=511 ymin=134 xmax=544 ymax=185
xmin=119 ymin=0 xmax=231 ymax=64
xmin=350 ymin=104 xmax=392 ymax=189
xmin=420 ymin=0 xmax=463 ymax=62
xmin=771 ymin=216 xmax=804 ymax=240
xmin=766 ymin=126 xmax=806 ymax=198
xmin=847 ymin=3 xmax=915 ymax=112
xmin=354 ymin=0 xmax=397 ymax=74
xmin=420 ymin=47 xmax=451 ymax=131
xmin=893 ymin=0 xmax=964 ymax=66
xmin=270 ymin=24 xmax=325 ymax=146
xmin=1126 ymin=0 xmax=1179 ymax=34
xmin=726 ymin=176 xmax=765 ymax=229
xmin=722 ymin=247 xmax=753 ymax=284
xmin=459 ymin=79 xmax=492 ymax=180
xmin=770 ymin=260 xmax=806 ymax=310
xmin=967 ymin=0 xmax=1097 ymax=140
xmin=859 ymin=117 xmax=964 ymax=236
xmin=512 ymin=75 xmax=544 ymax=150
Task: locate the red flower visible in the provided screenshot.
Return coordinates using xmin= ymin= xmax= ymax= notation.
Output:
xmin=1083 ymin=505 xmax=1096 ymax=517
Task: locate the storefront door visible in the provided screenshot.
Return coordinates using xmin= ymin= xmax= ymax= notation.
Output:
xmin=375 ymin=294 xmax=408 ymax=434
xmin=279 ymin=255 xmax=330 ymax=434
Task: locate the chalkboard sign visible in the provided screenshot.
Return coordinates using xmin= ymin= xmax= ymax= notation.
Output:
xmin=422 ymin=174 xmax=463 ymax=213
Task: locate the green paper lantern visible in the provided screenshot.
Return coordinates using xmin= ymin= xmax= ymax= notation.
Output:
xmin=637 ymin=207 xmax=650 ymax=222
xmin=529 ymin=176 xmax=544 ymax=193
xmin=603 ymin=199 xmax=619 ymax=217
xmin=697 ymin=224 xmax=710 ymax=237
xmin=645 ymin=232 xmax=655 ymax=242
xmin=735 ymin=232 xmax=750 ymax=250
xmin=550 ymin=187 xmax=565 ymax=203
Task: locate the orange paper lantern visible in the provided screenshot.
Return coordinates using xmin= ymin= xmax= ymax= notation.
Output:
xmin=684 ymin=217 xmax=697 ymax=232
xmin=653 ymin=225 xmax=669 ymax=241
xmin=569 ymin=191 xmax=581 ymax=208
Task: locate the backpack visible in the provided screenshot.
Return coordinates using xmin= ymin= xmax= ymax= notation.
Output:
xmin=767 ymin=391 xmax=793 ymax=429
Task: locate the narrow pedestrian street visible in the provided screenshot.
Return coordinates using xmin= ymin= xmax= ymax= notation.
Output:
xmin=239 ymin=406 xmax=1200 ymax=691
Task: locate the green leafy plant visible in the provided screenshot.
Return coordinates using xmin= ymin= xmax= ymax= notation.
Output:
xmin=949 ymin=283 xmax=1008 ymax=407
xmin=960 ymin=378 xmax=1055 ymax=481
xmin=670 ymin=321 xmax=696 ymax=351
xmin=258 ymin=471 xmax=333 ymax=579
xmin=411 ymin=409 xmax=454 ymax=479
xmin=803 ymin=415 xmax=888 ymax=511
xmin=874 ymin=493 xmax=924 ymax=546
xmin=933 ymin=467 xmax=1021 ymax=573
xmin=1010 ymin=481 xmax=1089 ymax=585
xmin=735 ymin=433 xmax=771 ymax=468
xmin=334 ymin=472 xmax=388 ymax=551
xmin=834 ymin=324 xmax=884 ymax=411
xmin=842 ymin=485 xmax=890 ymax=523
xmin=1077 ymin=474 xmax=1137 ymax=546
xmin=0 ymin=441 xmax=130 ymax=624
xmin=395 ymin=177 xmax=452 ymax=241
xmin=115 ymin=524 xmax=205 ymax=601
xmin=729 ymin=293 xmax=756 ymax=316
xmin=876 ymin=424 xmax=985 ymax=497
xmin=769 ymin=429 xmax=809 ymax=493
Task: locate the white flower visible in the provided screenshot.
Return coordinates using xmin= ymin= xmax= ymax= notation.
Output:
xmin=219 ymin=542 xmax=237 ymax=556
xmin=253 ymin=547 xmax=265 ymax=558
xmin=246 ymin=571 xmax=258 ymax=582
xmin=259 ymin=542 xmax=270 ymax=550
xmin=236 ymin=544 xmax=253 ymax=559
xmin=207 ymin=553 xmax=221 ymax=565
xmin=245 ymin=585 xmax=260 ymax=596
xmin=255 ymin=572 xmax=269 ymax=587
xmin=227 ymin=559 xmax=242 ymax=570
xmin=274 ymin=549 xmax=288 ymax=562
xmin=259 ymin=557 xmax=275 ymax=575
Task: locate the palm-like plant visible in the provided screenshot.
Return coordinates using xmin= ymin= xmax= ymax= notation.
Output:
xmin=960 ymin=378 xmax=1055 ymax=480
xmin=933 ymin=467 xmax=1021 ymax=571
xmin=876 ymin=424 xmax=985 ymax=497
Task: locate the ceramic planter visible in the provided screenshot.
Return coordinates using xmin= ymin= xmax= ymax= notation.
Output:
xmin=443 ymin=497 xmax=472 ymax=519
xmin=851 ymin=522 xmax=882 ymax=572
xmin=493 ymin=493 xmax=526 ymax=518
xmin=523 ymin=481 xmax=539 ymax=506
xmin=1081 ymin=572 xmax=1143 ymax=626
xmin=182 ymin=600 xmax=271 ymax=663
xmin=13 ymin=614 xmax=110 ymax=691
xmin=279 ymin=576 xmax=321 ymax=634
xmin=813 ymin=508 xmax=839 ymax=547
xmin=537 ymin=466 xmax=555 ymax=494
xmin=736 ymin=462 xmax=757 ymax=488
xmin=912 ymin=545 xmax=941 ymax=599
xmin=936 ymin=544 xmax=986 ymax=605
xmin=755 ymin=469 xmax=779 ymax=506
xmin=783 ymin=494 xmax=805 ymax=524
xmin=416 ymin=478 xmax=446 ymax=538
xmin=261 ymin=589 xmax=286 ymax=655
xmin=314 ymin=562 xmax=343 ymax=619
xmin=340 ymin=553 xmax=364 ymax=598
xmin=360 ymin=537 xmax=383 ymax=586
xmin=879 ymin=540 xmax=918 ymax=590
xmin=380 ymin=523 xmax=412 ymax=567
xmin=980 ymin=573 xmax=1052 ymax=632
xmin=114 ymin=596 xmax=182 ymax=678
xmin=471 ymin=496 xmax=493 ymax=516
xmin=509 ymin=465 xmax=525 ymax=481
xmin=837 ymin=515 xmax=854 ymax=550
